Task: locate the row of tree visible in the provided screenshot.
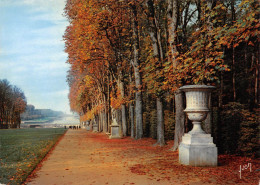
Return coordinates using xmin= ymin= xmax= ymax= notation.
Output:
xmin=0 ymin=79 xmax=27 ymax=129
xmin=63 ymin=0 xmax=259 ymax=149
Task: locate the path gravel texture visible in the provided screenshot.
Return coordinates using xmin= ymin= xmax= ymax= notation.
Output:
xmin=26 ymin=130 xmax=174 ymax=185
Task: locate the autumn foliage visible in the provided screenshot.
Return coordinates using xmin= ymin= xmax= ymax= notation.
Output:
xmin=0 ymin=79 xmax=27 ymax=129
xmin=64 ymin=0 xmax=259 ymax=155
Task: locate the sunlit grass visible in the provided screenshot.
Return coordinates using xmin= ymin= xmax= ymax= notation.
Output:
xmin=0 ymin=128 xmax=66 ymax=185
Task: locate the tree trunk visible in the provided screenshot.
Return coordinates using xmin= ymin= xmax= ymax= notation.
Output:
xmin=232 ymin=46 xmax=236 ymax=101
xmin=171 ymin=89 xmax=185 ymax=151
xmin=108 ymin=74 xmax=111 ymax=133
xmin=254 ymin=51 xmax=259 ymax=106
xmin=121 ymin=104 xmax=127 ymax=136
xmin=130 ymin=103 xmax=134 ymax=138
xmin=99 ymin=112 xmax=103 ymax=132
xmin=131 ymin=3 xmax=143 ymax=139
xmin=103 ymin=95 xmax=108 ymax=133
xmin=95 ymin=115 xmax=99 ymax=132
xmin=204 ymin=93 xmax=212 ymax=134
xmin=219 ymin=71 xmax=223 ymax=108
xmin=154 ymin=97 xmax=165 ymax=146
xmin=146 ymin=0 xmax=165 ymax=145
xmin=196 ymin=0 xmax=202 ymax=27
xmin=129 ymin=63 xmax=135 ymax=138
xmin=119 ymin=77 xmax=127 ymax=136
xmin=167 ymin=0 xmax=178 ymax=67
xmin=135 ymin=84 xmax=143 ymax=139
xmin=231 ymin=0 xmax=236 ymax=101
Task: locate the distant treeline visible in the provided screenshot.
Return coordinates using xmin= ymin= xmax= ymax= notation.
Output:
xmin=0 ymin=79 xmax=27 ymax=129
xmin=21 ymin=104 xmax=64 ymax=120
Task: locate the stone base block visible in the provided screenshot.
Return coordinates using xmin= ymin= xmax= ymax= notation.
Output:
xmin=86 ymin=125 xmax=91 ymax=131
xmin=92 ymin=124 xmax=98 ymax=132
xmin=179 ymin=133 xmax=218 ymax=167
xmin=109 ymin=125 xmax=121 ymax=139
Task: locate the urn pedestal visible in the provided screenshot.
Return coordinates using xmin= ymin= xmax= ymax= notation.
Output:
xmin=179 ymin=85 xmax=217 ymax=167
xmin=81 ymin=122 xmax=86 ymax=129
xmin=93 ymin=124 xmax=98 ymax=132
xmin=109 ymin=108 xmax=121 ymax=139
xmin=86 ymin=121 xmax=91 ymax=131
xmin=109 ymin=125 xmax=121 ymax=139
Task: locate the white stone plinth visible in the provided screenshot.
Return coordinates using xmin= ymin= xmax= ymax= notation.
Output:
xmin=86 ymin=125 xmax=91 ymax=131
xmin=179 ymin=133 xmax=217 ymax=166
xmin=109 ymin=125 xmax=121 ymax=139
xmin=86 ymin=121 xmax=91 ymax=131
xmin=93 ymin=124 xmax=98 ymax=132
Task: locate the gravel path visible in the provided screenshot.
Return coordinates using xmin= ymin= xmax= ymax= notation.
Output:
xmin=25 ymin=129 xmax=258 ymax=185
xmin=26 ymin=129 xmax=176 ymax=185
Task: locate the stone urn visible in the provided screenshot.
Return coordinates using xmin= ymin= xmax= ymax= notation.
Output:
xmin=179 ymin=85 xmax=217 ymax=166
xmin=180 ymin=85 xmax=215 ymax=134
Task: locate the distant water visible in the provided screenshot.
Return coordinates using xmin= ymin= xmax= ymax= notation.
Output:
xmin=51 ymin=116 xmax=80 ymax=125
xmin=21 ymin=115 xmax=80 ymax=128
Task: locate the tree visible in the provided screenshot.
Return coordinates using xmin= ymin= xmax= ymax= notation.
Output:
xmin=145 ymin=0 xmax=166 ymax=146
xmin=64 ymin=0 xmax=259 ymax=155
xmin=0 ymin=79 xmax=27 ymax=129
xmin=130 ymin=1 xmax=143 ymax=139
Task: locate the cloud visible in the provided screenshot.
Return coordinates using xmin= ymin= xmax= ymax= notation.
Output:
xmin=0 ymin=0 xmax=67 ymax=26
xmin=46 ymin=89 xmax=69 ymax=97
xmin=26 ymin=88 xmax=70 ymax=113
xmin=0 ymin=0 xmax=67 ymax=13
xmin=0 ymin=0 xmax=71 ymax=113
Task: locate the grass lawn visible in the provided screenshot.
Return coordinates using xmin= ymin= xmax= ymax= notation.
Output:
xmin=0 ymin=128 xmax=67 ymax=185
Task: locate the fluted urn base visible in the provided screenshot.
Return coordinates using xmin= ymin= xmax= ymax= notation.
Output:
xmin=179 ymin=133 xmax=217 ymax=166
xmin=109 ymin=125 xmax=121 ymax=139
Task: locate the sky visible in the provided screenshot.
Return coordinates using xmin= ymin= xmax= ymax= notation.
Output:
xmin=0 ymin=0 xmax=71 ymax=113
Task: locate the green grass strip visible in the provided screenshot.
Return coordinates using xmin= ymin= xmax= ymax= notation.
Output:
xmin=0 ymin=128 xmax=67 ymax=185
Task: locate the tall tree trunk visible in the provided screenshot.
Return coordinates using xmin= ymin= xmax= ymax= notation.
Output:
xmin=129 ymin=62 xmax=135 ymax=138
xmin=18 ymin=114 xmax=21 ymax=128
xmin=130 ymin=103 xmax=134 ymax=138
xmin=171 ymin=89 xmax=185 ymax=151
xmin=131 ymin=3 xmax=143 ymax=139
xmin=219 ymin=71 xmax=223 ymax=108
xmin=121 ymin=104 xmax=127 ymax=136
xmin=103 ymin=95 xmax=108 ymax=133
xmin=231 ymin=0 xmax=236 ymax=101
xmin=108 ymin=74 xmax=111 ymax=133
xmin=167 ymin=0 xmax=178 ymax=67
xmin=232 ymin=46 xmax=236 ymax=101
xmin=167 ymin=0 xmax=182 ymax=149
xmin=254 ymin=51 xmax=259 ymax=106
xmin=118 ymin=75 xmax=127 ymax=136
xmin=146 ymin=0 xmax=166 ymax=146
xmin=155 ymin=97 xmax=165 ymax=146
xmin=196 ymin=0 xmax=202 ymax=27
xmin=104 ymin=95 xmax=108 ymax=133
xmin=204 ymin=93 xmax=212 ymax=134
xmin=99 ymin=111 xmax=103 ymax=132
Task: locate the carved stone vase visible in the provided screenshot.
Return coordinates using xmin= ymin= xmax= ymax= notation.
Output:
xmin=179 ymin=85 xmax=218 ymax=166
